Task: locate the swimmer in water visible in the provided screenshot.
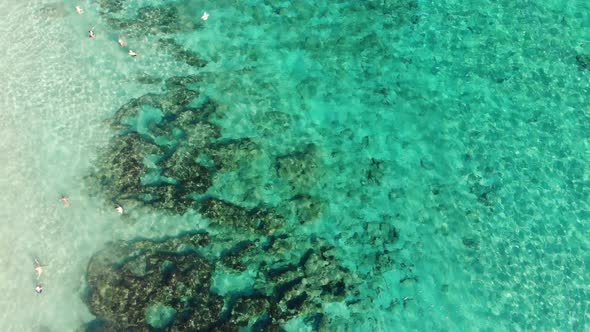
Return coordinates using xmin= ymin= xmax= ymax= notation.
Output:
xmin=88 ymin=29 xmax=95 ymax=39
xmin=128 ymin=50 xmax=138 ymax=57
xmin=201 ymin=12 xmax=209 ymax=21
xmin=35 ymin=284 xmax=43 ymax=294
xmin=118 ymin=36 xmax=127 ymax=47
xmin=116 ymin=205 xmax=124 ymax=215
xmin=60 ymin=196 xmax=69 ymax=207
xmin=75 ymin=5 xmax=83 ymax=14
xmin=34 ymin=259 xmax=44 ymax=279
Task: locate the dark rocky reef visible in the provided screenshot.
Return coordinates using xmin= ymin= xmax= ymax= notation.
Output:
xmin=85 ymin=233 xmax=225 ymax=331
xmin=159 ymin=38 xmax=207 ymax=68
xmin=83 ymin=3 xmax=370 ymax=329
xmin=576 ymin=53 xmax=590 ymax=71
xmin=205 ymin=138 xmax=260 ymax=172
xmin=87 ymin=76 xmax=223 ymax=214
xmin=98 ymin=2 xmax=201 ymax=36
xmin=92 ymin=132 xmax=160 ymax=201
xmin=273 ymin=145 xmax=326 ymax=225
xmin=84 ymin=232 xmax=356 ymax=331
xmin=199 ymin=198 xmax=283 ymax=235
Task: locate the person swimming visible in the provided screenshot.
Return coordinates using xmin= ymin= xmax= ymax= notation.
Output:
xmin=75 ymin=5 xmax=83 ymax=14
xmin=35 ymin=284 xmax=43 ymax=294
xmin=60 ymin=196 xmax=69 ymax=207
xmin=128 ymin=50 xmax=138 ymax=57
xmin=88 ymin=29 xmax=95 ymax=39
xmin=201 ymin=12 xmax=209 ymax=21
xmin=115 ymin=205 xmax=124 ymax=214
xmin=118 ymin=37 xmax=127 ymax=47
xmin=34 ymin=259 xmax=44 ymax=279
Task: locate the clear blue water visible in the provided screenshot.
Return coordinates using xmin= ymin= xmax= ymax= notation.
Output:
xmin=0 ymin=0 xmax=589 ymax=330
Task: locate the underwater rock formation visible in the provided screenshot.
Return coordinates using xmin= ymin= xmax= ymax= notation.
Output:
xmin=275 ymin=144 xmax=321 ymax=192
xmin=95 ymin=0 xmax=124 ymax=13
xmin=199 ymin=198 xmax=283 ymax=235
xmin=82 ymin=3 xmax=384 ymax=330
xmin=85 ymin=233 xmax=225 ymax=331
xmin=98 ymin=2 xmax=201 ymax=36
xmin=135 ymin=74 xmax=163 ymax=85
xmin=205 ymin=138 xmax=260 ymax=172
xmin=575 ymin=54 xmax=590 ymax=71
xmin=88 ymin=75 xmax=222 ymax=214
xmin=84 ymin=232 xmax=356 ymax=331
xmin=91 ymin=132 xmax=160 ymax=201
xmin=86 ymin=74 xmax=355 ymax=329
xmin=38 ymin=2 xmax=68 ymax=18
xmin=159 ymin=38 xmax=207 ymax=68
xmin=278 ymin=194 xmax=324 ymax=225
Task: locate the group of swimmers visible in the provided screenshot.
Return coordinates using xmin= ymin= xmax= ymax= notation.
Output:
xmin=76 ymin=5 xmax=139 ymax=57
xmin=60 ymin=195 xmax=124 ymax=214
xmin=32 ymin=4 xmax=211 ymax=295
xmin=76 ymin=5 xmax=210 ymax=58
xmin=34 ymin=197 xmax=123 ymax=294
xmin=33 ymin=197 xmax=123 ymax=295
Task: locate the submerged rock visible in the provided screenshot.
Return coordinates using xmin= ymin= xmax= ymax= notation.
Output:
xmin=77 ymin=319 xmax=119 ymax=332
xmin=90 ymin=132 xmax=160 ymax=201
xmin=96 ymin=0 xmax=125 ymax=13
xmin=159 ymin=38 xmax=207 ymax=67
xmin=576 ymin=54 xmax=590 ymax=71
xmin=276 ymin=144 xmax=321 ymax=191
xmin=162 ymin=148 xmax=211 ymax=194
xmin=85 ymin=4 xmax=363 ymax=328
xmin=206 ymin=138 xmax=260 ymax=171
xmin=38 ymin=2 xmax=68 ymax=18
xmin=85 ymin=233 xmax=224 ymax=331
xmin=136 ymin=74 xmax=163 ymax=85
xmin=87 ymin=77 xmax=223 ymax=214
xmin=85 ymin=230 xmax=355 ymax=331
xmin=199 ymin=198 xmax=283 ymax=235
xmin=99 ymin=3 xmax=200 ymax=35
xmin=281 ymin=194 xmax=324 ymax=224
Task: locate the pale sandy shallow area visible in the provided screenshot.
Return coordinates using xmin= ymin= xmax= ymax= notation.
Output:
xmin=0 ymin=1 xmax=198 ymax=330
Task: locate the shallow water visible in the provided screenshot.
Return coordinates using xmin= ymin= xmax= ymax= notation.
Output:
xmin=0 ymin=0 xmax=589 ymax=331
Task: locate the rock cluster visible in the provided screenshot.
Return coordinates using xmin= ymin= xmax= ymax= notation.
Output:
xmin=83 ymin=231 xmax=355 ymax=331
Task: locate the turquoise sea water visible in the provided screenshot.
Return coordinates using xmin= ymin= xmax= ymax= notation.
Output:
xmin=1 ymin=0 xmax=589 ymax=331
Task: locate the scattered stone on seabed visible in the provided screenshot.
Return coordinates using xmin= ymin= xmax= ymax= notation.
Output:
xmin=205 ymin=138 xmax=259 ymax=171
xmin=280 ymin=194 xmax=324 ymax=224
xmin=462 ymin=237 xmax=480 ymax=249
xmin=159 ymin=38 xmax=207 ymax=67
xmin=135 ymin=74 xmax=163 ymax=85
xmin=275 ymin=144 xmax=321 ymax=191
xmin=575 ymin=54 xmax=590 ymax=70
xmin=38 ymin=2 xmax=68 ymax=18
xmin=367 ymin=157 xmax=385 ymax=184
